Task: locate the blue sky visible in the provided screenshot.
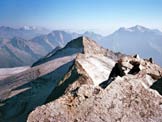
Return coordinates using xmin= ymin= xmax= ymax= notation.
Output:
xmin=0 ymin=0 xmax=162 ymax=34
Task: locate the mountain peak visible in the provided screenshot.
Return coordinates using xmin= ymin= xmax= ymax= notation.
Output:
xmin=27 ymin=47 xmax=162 ymax=122
xmin=115 ymin=25 xmax=149 ymax=33
xmin=66 ymin=36 xmax=107 ymax=54
xmin=134 ymin=25 xmax=145 ymax=28
xmin=32 ymin=36 xmax=108 ymax=66
xmin=129 ymin=25 xmax=148 ymax=32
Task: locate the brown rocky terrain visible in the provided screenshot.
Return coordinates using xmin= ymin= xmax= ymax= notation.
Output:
xmin=27 ymin=53 xmax=162 ymax=122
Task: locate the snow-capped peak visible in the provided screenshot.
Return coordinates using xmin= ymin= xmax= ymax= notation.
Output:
xmin=129 ymin=25 xmax=148 ymax=32
xmin=116 ymin=25 xmax=150 ymax=33
xmin=20 ymin=26 xmax=36 ymax=31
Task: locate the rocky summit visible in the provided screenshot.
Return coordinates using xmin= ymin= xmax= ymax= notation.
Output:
xmin=0 ymin=37 xmax=162 ymax=122
xmin=28 ymin=53 xmax=162 ymax=122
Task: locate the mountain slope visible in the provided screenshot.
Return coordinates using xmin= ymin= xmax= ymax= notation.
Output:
xmin=31 ymin=30 xmax=79 ymax=52
xmin=0 ymin=26 xmax=49 ymax=40
xmin=28 ymin=54 xmax=162 ymax=122
xmin=0 ymin=37 xmax=162 ymax=122
xmin=101 ymin=25 xmax=162 ymax=66
xmin=0 ymin=66 xmax=30 ymax=80
xmin=0 ymin=37 xmax=42 ymax=67
xmin=0 ymin=36 xmax=119 ymax=122
xmin=32 ymin=36 xmax=117 ymax=66
xmin=0 ymin=27 xmax=104 ymax=68
xmin=0 ymin=31 xmax=78 ymax=68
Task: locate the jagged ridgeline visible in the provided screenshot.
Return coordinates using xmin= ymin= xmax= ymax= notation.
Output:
xmin=0 ymin=37 xmax=162 ymax=122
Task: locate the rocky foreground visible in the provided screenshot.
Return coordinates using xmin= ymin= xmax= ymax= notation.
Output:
xmin=0 ymin=37 xmax=162 ymax=122
xmin=28 ymin=54 xmax=162 ymax=122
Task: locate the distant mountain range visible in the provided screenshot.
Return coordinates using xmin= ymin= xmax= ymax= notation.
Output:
xmin=0 ymin=30 xmax=78 ymax=67
xmin=0 ymin=25 xmax=162 ymax=67
xmin=0 ymin=27 xmax=104 ymax=68
xmin=0 ymin=26 xmax=49 ymax=40
xmin=101 ymin=25 xmax=162 ymax=66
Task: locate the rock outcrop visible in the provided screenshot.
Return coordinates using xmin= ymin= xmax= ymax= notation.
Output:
xmin=28 ymin=77 xmax=162 ymax=122
xmin=28 ymin=53 xmax=162 ymax=122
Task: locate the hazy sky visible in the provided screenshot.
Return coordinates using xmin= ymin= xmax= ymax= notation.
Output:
xmin=0 ymin=0 xmax=162 ymax=34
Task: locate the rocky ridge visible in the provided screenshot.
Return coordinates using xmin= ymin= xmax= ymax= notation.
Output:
xmin=0 ymin=37 xmax=120 ymax=122
xmin=0 ymin=36 xmax=162 ymax=122
xmin=28 ymin=52 xmax=162 ymax=122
